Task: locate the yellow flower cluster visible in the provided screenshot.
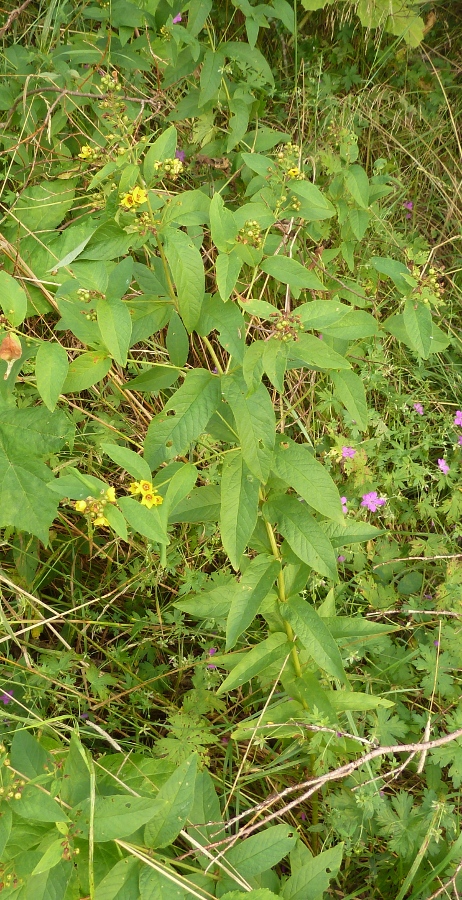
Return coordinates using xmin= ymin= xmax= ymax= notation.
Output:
xmin=119 ymin=186 xmax=148 ymax=209
xmin=153 ymin=158 xmax=183 ymax=180
xmin=77 ymin=144 xmax=102 ymax=161
xmin=128 ymin=480 xmax=163 ymax=509
xmin=74 ymin=487 xmax=116 ymax=528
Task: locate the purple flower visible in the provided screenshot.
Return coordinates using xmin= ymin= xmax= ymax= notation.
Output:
xmin=80 ymin=712 xmax=89 ymax=720
xmin=172 ymin=12 xmax=182 ymax=24
xmin=438 ymin=458 xmax=450 ymax=475
xmin=337 ymin=555 xmax=346 ymax=563
xmin=221 ymin=736 xmax=229 ymax=745
xmin=454 ymin=411 xmax=462 ymax=427
xmin=0 ymin=690 xmax=13 ymax=705
xmin=404 ymin=201 xmax=413 ymax=211
xmin=433 ymin=640 xmax=439 ymax=647
xmin=361 ymin=491 xmax=386 ymax=512
xmin=300 ymin=812 xmax=306 ymax=821
xmin=340 ymin=497 xmax=348 ymax=514
xmin=458 ymin=436 xmax=462 ymax=446
xmin=341 ymin=446 xmax=356 ymax=459
xmin=175 ymin=148 xmax=185 ymax=162
xmin=413 ymin=402 xmax=424 ymax=415
xmin=209 ymin=647 xmax=217 ymax=656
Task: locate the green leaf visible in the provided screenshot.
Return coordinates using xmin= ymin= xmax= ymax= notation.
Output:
xmin=383 ymin=314 xmax=450 ymax=355
xmin=226 ymin=555 xmax=280 ymax=649
xmin=224 ymin=824 xmax=297 ymax=878
xmin=348 ymin=208 xmax=370 ymax=241
xmin=272 ymin=436 xmax=343 ymax=524
xmin=0 ymin=806 xmax=12 ymax=858
xmin=197 ymin=294 xmax=245 ymax=362
xmin=241 ymin=152 xmax=276 ymax=178
xmin=140 ymin=866 xmax=187 ymax=899
xmin=144 ymin=369 xmax=220 ymax=469
xmin=175 ymin=577 xmax=235 ymax=619
xmin=221 ymin=892 xmax=279 ymax=900
xmin=144 ymin=754 xmax=197 ymax=848
xmin=370 ymin=257 xmax=416 ymax=294
xmin=144 ymin=126 xmax=177 ymax=185
xmin=167 ymin=310 xmax=190 ymax=367
xmin=14 ymin=784 xmax=69 ymax=822
xmin=31 ymin=839 xmax=65 ymax=876
xmin=0 ymin=407 xmax=72 ymax=543
xmin=118 ymin=496 xmax=168 ymax=545
xmin=95 ymin=857 xmax=140 ymax=900
xmin=22 ymin=859 xmax=73 ymax=900
xmin=104 ymin=502 xmax=128 ymax=540
xmin=330 ymin=370 xmax=368 ymax=430
xmin=35 ymin=342 xmax=69 ymax=412
xmin=216 ymin=251 xmax=243 ymax=302
xmin=164 ymin=228 xmax=205 ymax=332
xmin=168 ymin=485 xmax=220 ymax=524
xmin=227 ymin=97 xmax=250 ymax=151
xmin=126 ymin=365 xmax=179 ymax=393
xmin=220 ymin=450 xmax=260 ymax=570
xmin=403 ymin=298 xmax=433 ymax=357
xmin=282 ymin=844 xmax=343 ymax=900
xmin=322 ymin=309 xmax=378 ymax=340
xmin=11 ymin=730 xmax=53 ymax=778
xmin=0 ymin=271 xmax=28 ymax=325
xmin=97 ymin=298 xmax=132 ymax=367
xmin=282 ymin=596 xmax=347 ymax=683
xmin=12 ymin=178 xmax=77 ymax=232
xmin=263 ymin=495 xmax=338 ymax=581
xmin=74 ymin=795 xmax=162 ymax=842
xmin=345 ymin=165 xmax=369 ymax=208
xmin=62 ymin=351 xmax=111 ymax=393
xmin=106 ymin=256 xmax=134 ymax=302
xmin=217 ymin=631 xmax=289 ymax=695
xmin=61 ymin=735 xmax=91 ymax=807
xmin=101 ymin=443 xmax=151 ymax=482
xmin=296 ymin=300 xmax=350 ymax=329
xmin=290 ymin=333 xmax=350 ymax=370
xmin=323 ymin=519 xmax=383 ymax=547
xmin=289 ymin=180 xmax=335 ymax=220
xmin=210 ymin=192 xmax=238 ymax=251
xmin=261 ymin=256 xmax=325 ymax=291
xmin=199 ymin=48 xmax=226 ymax=107
xmin=222 ymin=377 xmax=275 ymax=483
xmin=162 ymin=463 xmax=198 ymax=518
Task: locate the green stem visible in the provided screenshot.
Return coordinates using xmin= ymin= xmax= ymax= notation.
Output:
xmin=263 ymin=510 xmax=304 ymax=684
xmin=202 ymin=335 xmax=224 ymax=375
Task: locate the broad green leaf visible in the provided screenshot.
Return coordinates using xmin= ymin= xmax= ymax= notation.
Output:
xmin=174 ymin=577 xmax=235 ymax=619
xmin=35 ymin=342 xmax=69 ymax=412
xmin=330 ymin=370 xmax=368 ymax=430
xmin=261 ymin=256 xmax=325 ymax=291
xmin=262 ymin=339 xmax=288 ymax=392
xmin=126 ymin=365 xmax=179 ymax=393
xmin=282 ymin=844 xmax=343 ymax=900
xmin=144 ymin=125 xmax=177 ymax=185
xmin=118 ymin=496 xmax=168 ymax=544
xmin=323 ymin=519 xmax=383 ymax=547
xmin=14 ymin=784 xmax=68 ymax=822
xmin=290 ymin=333 xmax=351 ymax=370
xmin=216 ymin=251 xmax=243 ymax=302
xmin=0 ymin=270 xmax=28 ymax=325
xmin=272 ymin=436 xmax=343 ymax=524
xmin=140 ymin=866 xmax=187 ymax=899
xmin=322 ymin=309 xmax=378 ymax=340
xmin=217 ymin=631 xmax=289 ymax=695
xmin=12 ymin=178 xmax=77 ymax=232
xmin=227 ymin=97 xmax=250 ymax=151
xmin=75 ymin=795 xmax=163 ymax=842
xmin=224 ymin=824 xmax=297 ymax=878
xmin=222 ymin=376 xmax=275 ymax=483
xmin=162 ymin=463 xmax=198 ymax=517
xmin=220 ymin=450 xmax=260 ymax=569
xmin=282 ymin=596 xmax=347 ymax=683
xmin=162 ymin=189 xmax=211 ymax=227
xmin=323 ymin=616 xmax=398 ymax=644
xmin=289 ymin=180 xmax=335 ymax=220
xmin=188 ymin=768 xmax=223 ymax=849
xmin=383 ymin=314 xmax=450 ymax=355
xmin=164 ymin=228 xmax=205 ymax=332
xmin=0 ymin=407 xmax=72 ymax=543
xmin=97 ymin=298 xmax=132 ymax=367
xmin=106 ymin=256 xmax=134 ymax=302
xmin=370 ymin=257 xmax=416 ymax=294
xmin=197 ymin=294 xmax=245 ymax=362
xmin=80 ymin=221 xmax=133 ymax=260
xmin=61 ymin=735 xmax=91 ymax=807
xmin=226 ymin=555 xmax=280 ymax=649
xmin=104 ymin=502 xmax=129 ymax=540
xmin=0 ymin=806 xmax=12 ymax=857
xmin=348 ymin=208 xmax=370 ymax=241
xmin=241 ymin=152 xmax=276 ymax=178
xmin=47 ymin=467 xmax=108 ymax=500
xmin=167 ymin=310 xmax=190 ymax=367
xmin=11 ymin=730 xmax=53 ymax=779
xmin=168 ymin=485 xmax=220 ymax=524
xmin=101 ymin=443 xmax=152 ymax=482
xmin=95 ymin=857 xmax=140 ymax=900
xmin=345 ymin=164 xmax=369 ymax=208
xmin=199 ymin=48 xmax=226 ymax=107
xmin=210 ymin=192 xmax=238 ymax=251
xmin=144 ymin=754 xmax=197 ymax=848
xmin=144 ymin=369 xmax=220 ymax=469
xmin=243 ymin=341 xmax=265 ymax=394
xmin=263 ymin=495 xmax=338 ymax=581
xmin=62 ymin=351 xmax=111 ymax=393
xmin=403 ymin=298 xmax=432 ymax=357
xmin=31 ymin=839 xmax=65 ymax=876
xmin=22 ymin=859 xmax=73 ymax=900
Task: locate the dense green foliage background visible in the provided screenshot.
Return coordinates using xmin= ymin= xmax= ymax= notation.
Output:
xmin=0 ymin=0 xmax=462 ymax=897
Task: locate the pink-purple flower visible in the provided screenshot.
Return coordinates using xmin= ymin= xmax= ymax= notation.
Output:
xmin=175 ymin=148 xmax=185 ymax=162
xmin=438 ymin=459 xmax=450 ymax=475
xmin=341 ymin=446 xmax=356 ymax=459
xmin=172 ymin=12 xmax=182 ymax=24
xmin=413 ymin=403 xmax=424 ymax=415
xmin=337 ymin=555 xmax=346 ymax=563
xmin=207 ymin=647 xmax=217 ymax=669
xmin=458 ymin=435 xmax=462 ymax=446
xmin=454 ymin=411 xmax=462 ymax=427
xmin=340 ymin=497 xmax=348 ymax=514
xmin=361 ymin=492 xmax=386 ymax=512
xmin=0 ymin=690 xmax=13 ymax=705
xmin=404 ymin=201 xmax=413 ymax=211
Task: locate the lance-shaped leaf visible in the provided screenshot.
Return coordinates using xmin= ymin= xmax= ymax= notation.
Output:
xmin=222 ymin=376 xmax=275 ymax=483
xmin=164 ymin=227 xmax=205 ymax=332
xmin=144 ymin=754 xmax=197 ymax=848
xmin=263 ymin=494 xmax=338 ymax=581
xmin=220 ymin=450 xmax=260 ymax=569
xmin=261 ymin=256 xmax=325 ymax=291
xmin=290 ymin=333 xmax=350 ymax=370
xmin=330 ymin=369 xmax=368 ymax=431
xmin=272 ymin=436 xmax=343 ymax=524
xmin=217 ymin=631 xmax=289 ymax=695
xmin=403 ymin=298 xmax=433 ymax=357
xmin=226 ymin=555 xmax=280 ymax=649
xmin=282 ymin=596 xmax=347 ymax=684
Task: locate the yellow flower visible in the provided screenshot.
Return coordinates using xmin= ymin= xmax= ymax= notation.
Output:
xmin=141 ymin=492 xmax=163 ymax=509
xmin=139 ymin=480 xmax=153 ymax=495
xmin=287 ymin=167 xmax=300 ymax=178
xmin=120 ymin=192 xmax=135 ymax=209
xmin=129 ymin=481 xmax=141 ymax=494
xmin=78 ymin=145 xmax=94 ymax=160
xmin=75 ymin=500 xmax=87 ymax=512
xmin=131 ymin=185 xmax=148 ymax=205
xmin=93 ymin=515 xmax=110 ymax=527
xmin=105 ymin=486 xmax=116 ymax=503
